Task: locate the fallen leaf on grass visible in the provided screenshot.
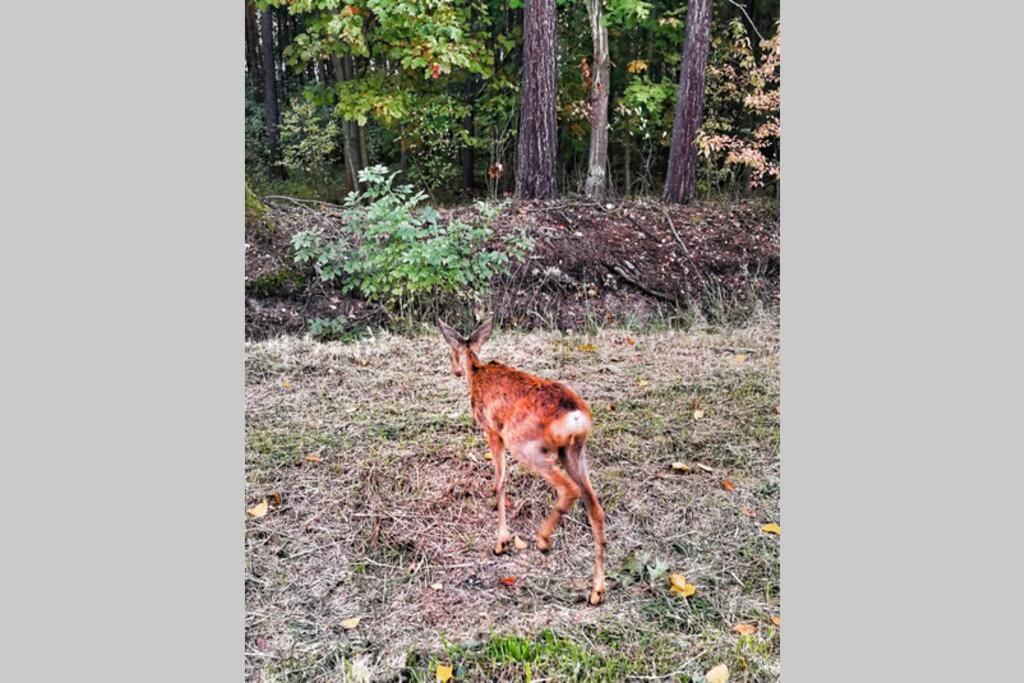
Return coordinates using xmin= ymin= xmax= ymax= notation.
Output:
xmin=340 ymin=617 xmax=360 ymax=630
xmin=761 ymin=522 xmax=781 ymax=535
xmin=499 ymin=576 xmax=517 ymax=586
xmin=270 ymin=492 xmax=282 ymax=506
xmin=577 ymin=343 xmax=597 ymax=353
xmin=692 ymin=409 xmax=705 ymax=419
xmin=722 ymin=479 xmax=735 ymax=492
xmin=304 ymin=453 xmax=321 ymax=463
xmin=669 ymin=574 xmax=696 ymax=597
xmin=637 ymin=379 xmax=649 ymax=387
xmin=771 ymin=615 xmax=781 ymax=627
xmin=626 ymin=337 xmax=636 ymax=346
xmin=740 ymin=506 xmax=757 ymax=518
xmin=435 ymin=663 xmax=453 ymax=682
xmin=430 ymin=582 xmax=443 ymax=591
xmin=670 ymin=462 xmax=691 ymax=473
xmin=246 ymin=499 xmax=268 ymax=518
xmin=696 ymin=463 xmax=714 ymax=473
xmin=732 ymin=622 xmax=757 ymax=635
xmin=280 ymin=381 xmax=291 ymax=389
xmin=513 ymin=535 xmax=528 ymax=550
xmin=705 ymin=663 xmax=729 ymax=683
xmin=729 ymin=354 xmax=749 ymax=364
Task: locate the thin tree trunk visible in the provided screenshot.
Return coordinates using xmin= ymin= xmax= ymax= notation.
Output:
xmin=259 ymin=8 xmax=282 ymax=178
xmin=515 ymin=0 xmax=558 ymax=199
xmin=331 ymin=55 xmax=361 ymax=192
xmin=624 ymin=134 xmax=632 ymax=197
xmin=663 ymin=0 xmax=713 ymax=204
xmin=244 ymin=1 xmax=262 ymax=99
xmin=583 ymin=0 xmax=610 ymax=200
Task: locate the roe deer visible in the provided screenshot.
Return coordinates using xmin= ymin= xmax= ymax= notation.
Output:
xmin=438 ymin=317 xmax=606 ymax=605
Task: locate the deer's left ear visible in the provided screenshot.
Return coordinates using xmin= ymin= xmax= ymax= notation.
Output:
xmin=467 ymin=315 xmax=494 ymax=352
xmin=438 ymin=319 xmax=464 ymax=350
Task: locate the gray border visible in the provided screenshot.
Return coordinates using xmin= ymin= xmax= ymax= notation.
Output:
xmin=4 ymin=2 xmax=241 ymax=679
xmin=783 ymin=0 xmax=1022 ymax=679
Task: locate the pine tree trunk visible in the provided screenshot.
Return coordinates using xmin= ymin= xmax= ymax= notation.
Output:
xmin=244 ymin=1 xmax=262 ymax=99
xmin=663 ymin=0 xmax=713 ymax=204
xmin=259 ymin=8 xmax=282 ymax=178
xmin=331 ymin=55 xmax=361 ymax=192
xmin=583 ymin=0 xmax=610 ymax=200
xmin=515 ymin=0 xmax=558 ymax=200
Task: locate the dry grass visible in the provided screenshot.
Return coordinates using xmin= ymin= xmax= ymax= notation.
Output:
xmin=245 ymin=315 xmax=780 ymax=682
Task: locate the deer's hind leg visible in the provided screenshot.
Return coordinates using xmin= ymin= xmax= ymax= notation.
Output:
xmin=487 ymin=430 xmax=515 ymax=555
xmin=508 ymin=439 xmax=580 ymax=552
xmin=563 ymin=442 xmax=606 ymax=605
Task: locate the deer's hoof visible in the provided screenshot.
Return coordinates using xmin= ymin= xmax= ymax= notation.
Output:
xmin=589 ymin=585 xmax=606 ymax=606
xmin=536 ymin=535 xmax=552 ymax=553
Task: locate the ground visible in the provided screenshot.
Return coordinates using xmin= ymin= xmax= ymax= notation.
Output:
xmin=245 ymin=315 xmax=780 ymax=681
xmin=244 ymin=199 xmax=778 ymax=340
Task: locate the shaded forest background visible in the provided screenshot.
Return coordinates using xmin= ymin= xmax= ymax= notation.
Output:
xmin=245 ymin=0 xmax=779 ymax=205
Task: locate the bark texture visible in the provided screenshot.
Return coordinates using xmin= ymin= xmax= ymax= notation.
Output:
xmin=259 ymin=8 xmax=282 ymax=178
xmin=663 ymin=0 xmax=713 ymax=204
xmin=515 ymin=0 xmax=558 ymax=200
xmin=583 ymin=0 xmax=610 ymax=200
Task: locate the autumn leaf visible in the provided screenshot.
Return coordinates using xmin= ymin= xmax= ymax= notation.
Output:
xmin=705 ymin=663 xmax=729 ymax=683
xmin=513 ymin=535 xmax=528 ymax=550
xmin=637 ymin=379 xmax=649 ymax=387
xmin=730 ymin=354 xmax=749 ymax=364
xmin=732 ymin=622 xmax=757 ymax=635
xmin=692 ymin=409 xmax=705 ymax=419
xmin=771 ymin=615 xmax=781 ymax=627
xmin=722 ymin=479 xmax=735 ymax=492
xmin=696 ymin=463 xmax=714 ymax=473
xmin=305 ymin=453 xmax=321 ymax=463
xmin=577 ymin=343 xmax=597 ymax=352
xmin=669 ymin=574 xmax=696 ymax=597
xmin=270 ymin=491 xmax=282 ymax=506
xmin=761 ymin=522 xmax=781 ymax=535
xmin=340 ymin=616 xmax=360 ymax=630
xmin=499 ymin=576 xmax=517 ymax=586
xmin=435 ymin=663 xmax=453 ymax=682
xmin=430 ymin=582 xmax=443 ymax=590
xmin=627 ymin=59 xmax=648 ymax=74
xmin=670 ymin=462 xmax=691 ymax=473
xmin=626 ymin=337 xmax=636 ymax=346
xmin=246 ymin=499 xmax=268 ymax=518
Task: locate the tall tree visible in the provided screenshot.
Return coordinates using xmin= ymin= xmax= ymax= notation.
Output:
xmin=244 ymin=1 xmax=262 ymax=99
xmin=583 ymin=0 xmax=610 ymax=199
xmin=515 ymin=0 xmax=558 ymax=200
xmin=663 ymin=0 xmax=713 ymax=204
xmin=258 ymin=7 xmax=282 ymax=178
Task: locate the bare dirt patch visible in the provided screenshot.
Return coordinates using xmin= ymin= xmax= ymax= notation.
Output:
xmin=245 ymin=317 xmax=779 ymax=681
xmin=245 ymin=199 xmax=778 ymax=340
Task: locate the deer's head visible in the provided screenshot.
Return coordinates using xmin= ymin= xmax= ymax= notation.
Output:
xmin=438 ymin=317 xmax=493 ymax=378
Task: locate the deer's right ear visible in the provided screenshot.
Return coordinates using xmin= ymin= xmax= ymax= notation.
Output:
xmin=437 ymin=319 xmax=463 ymax=350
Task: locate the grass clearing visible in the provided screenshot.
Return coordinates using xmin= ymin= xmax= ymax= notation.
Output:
xmin=245 ymin=316 xmax=779 ymax=681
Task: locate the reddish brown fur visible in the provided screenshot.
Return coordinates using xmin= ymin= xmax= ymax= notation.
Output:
xmin=438 ymin=317 xmax=607 ymax=605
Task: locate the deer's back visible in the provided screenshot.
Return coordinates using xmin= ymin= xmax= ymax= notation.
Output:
xmin=470 ymin=362 xmax=590 ymax=442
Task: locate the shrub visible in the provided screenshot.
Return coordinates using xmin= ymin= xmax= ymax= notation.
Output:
xmin=291 ymin=165 xmax=532 ymax=310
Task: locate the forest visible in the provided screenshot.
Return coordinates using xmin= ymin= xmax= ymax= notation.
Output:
xmin=245 ymin=0 xmax=779 ymax=205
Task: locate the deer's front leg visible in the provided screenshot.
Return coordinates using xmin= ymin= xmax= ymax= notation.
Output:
xmin=487 ymin=430 xmax=514 ymax=554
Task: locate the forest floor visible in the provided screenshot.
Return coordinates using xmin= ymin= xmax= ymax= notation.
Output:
xmin=245 ymin=198 xmax=779 ymax=340
xmin=245 ymin=316 xmax=780 ymax=681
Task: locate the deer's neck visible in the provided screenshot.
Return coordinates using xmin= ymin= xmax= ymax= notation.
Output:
xmin=463 ymin=350 xmax=482 ymax=388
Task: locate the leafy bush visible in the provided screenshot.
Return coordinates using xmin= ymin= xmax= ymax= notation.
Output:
xmin=279 ymin=97 xmax=342 ymax=187
xmin=307 ymin=317 xmax=347 ymax=341
xmin=291 ymin=165 xmax=532 ymax=309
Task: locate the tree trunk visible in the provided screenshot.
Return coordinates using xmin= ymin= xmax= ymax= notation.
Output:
xmin=583 ymin=0 xmax=610 ymax=200
xmin=244 ymin=1 xmax=262 ymax=99
xmin=331 ymin=55 xmax=361 ymax=192
xmin=624 ymin=134 xmax=632 ymax=197
xmin=663 ymin=0 xmax=713 ymax=204
xmin=514 ymin=0 xmax=558 ymax=200
xmin=258 ymin=8 xmax=282 ymax=178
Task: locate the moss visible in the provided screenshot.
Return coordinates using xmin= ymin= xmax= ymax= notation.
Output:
xmin=246 ymin=267 xmax=304 ymax=298
xmin=245 ymin=184 xmax=274 ymax=231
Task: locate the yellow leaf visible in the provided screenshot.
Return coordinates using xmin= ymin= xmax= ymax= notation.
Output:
xmin=761 ymin=522 xmax=781 ymax=535
xmin=706 ymin=663 xmax=729 ymax=683
xmin=627 ymin=59 xmax=648 ymax=74
xmin=514 ymin=535 xmax=528 ymax=550
xmin=670 ymin=462 xmax=691 ymax=473
xmin=305 ymin=453 xmax=321 ymax=463
xmin=341 ymin=617 xmax=360 ymax=630
xmin=771 ymin=615 xmax=781 ymax=627
xmin=730 ymin=354 xmax=749 ymax=364
xmin=692 ymin=409 xmax=705 ymax=419
xmin=637 ymin=379 xmax=649 ymax=387
xmin=436 ymin=663 xmax=453 ymax=682
xmin=577 ymin=343 xmax=597 ymax=352
xmin=669 ymin=573 xmax=687 ymax=591
xmin=732 ymin=622 xmax=757 ymax=635
xmin=246 ymin=499 xmax=268 ymax=518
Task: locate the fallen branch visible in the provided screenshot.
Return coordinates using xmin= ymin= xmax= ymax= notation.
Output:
xmin=608 ymin=263 xmax=677 ymax=303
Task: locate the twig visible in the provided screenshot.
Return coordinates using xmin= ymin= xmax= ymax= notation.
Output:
xmin=725 ymin=0 xmax=766 ymax=43
xmin=608 ymin=264 xmax=676 ymax=303
xmin=661 ymin=209 xmax=712 ymax=291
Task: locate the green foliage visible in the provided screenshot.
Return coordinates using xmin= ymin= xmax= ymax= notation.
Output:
xmin=291 ymin=165 xmax=532 ymax=309
xmin=307 ymin=316 xmax=347 ymax=341
xmin=279 ymin=97 xmax=341 ymax=184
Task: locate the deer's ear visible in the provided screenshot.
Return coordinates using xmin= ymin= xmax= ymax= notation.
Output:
xmin=438 ymin=319 xmax=463 ymax=349
xmin=467 ymin=315 xmax=494 ymax=352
